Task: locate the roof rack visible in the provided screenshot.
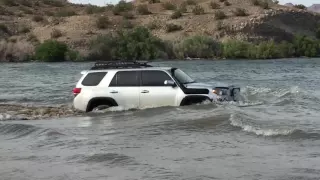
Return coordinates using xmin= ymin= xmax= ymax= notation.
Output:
xmin=90 ymin=61 xmax=153 ymax=70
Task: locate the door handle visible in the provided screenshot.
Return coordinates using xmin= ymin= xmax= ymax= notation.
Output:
xmin=141 ymin=90 xmax=149 ymax=93
xmin=110 ymin=90 xmax=118 ymax=93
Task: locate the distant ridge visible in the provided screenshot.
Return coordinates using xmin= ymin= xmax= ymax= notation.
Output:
xmin=308 ymin=4 xmax=320 ymax=13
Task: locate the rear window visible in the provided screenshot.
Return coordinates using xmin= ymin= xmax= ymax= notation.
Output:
xmin=109 ymin=71 xmax=139 ymax=87
xmin=81 ymin=72 xmax=107 ymax=86
xmin=141 ymin=70 xmax=172 ymax=86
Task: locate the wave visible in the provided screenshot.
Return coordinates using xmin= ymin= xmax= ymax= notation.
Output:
xmin=229 ymin=113 xmax=320 ymax=139
xmin=0 ymin=123 xmax=65 ymax=140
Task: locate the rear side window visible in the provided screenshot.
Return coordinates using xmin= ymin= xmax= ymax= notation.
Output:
xmin=109 ymin=71 xmax=139 ymax=87
xmin=141 ymin=70 xmax=172 ymax=86
xmin=81 ymin=72 xmax=107 ymax=86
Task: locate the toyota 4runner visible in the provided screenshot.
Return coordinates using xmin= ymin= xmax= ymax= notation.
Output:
xmin=72 ymin=61 xmax=240 ymax=112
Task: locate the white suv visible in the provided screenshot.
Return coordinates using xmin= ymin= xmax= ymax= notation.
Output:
xmin=72 ymin=61 xmax=240 ymax=112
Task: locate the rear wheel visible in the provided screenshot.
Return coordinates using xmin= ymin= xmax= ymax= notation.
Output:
xmin=86 ymin=98 xmax=117 ymax=112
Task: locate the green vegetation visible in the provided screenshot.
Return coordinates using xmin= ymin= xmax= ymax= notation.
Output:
xmin=185 ymin=0 xmax=197 ymax=5
xmin=215 ymin=10 xmax=227 ymax=20
xmin=112 ymin=0 xmax=133 ymax=15
xmin=252 ymin=0 xmax=269 ymax=9
xmin=34 ymin=40 xmax=68 ymax=62
xmin=55 ymin=9 xmax=77 ymax=17
xmin=293 ymin=4 xmax=307 ymax=9
xmin=210 ymin=1 xmax=220 ymax=9
xmin=32 ymin=15 xmax=45 ymax=22
xmin=42 ymin=0 xmax=64 ymax=7
xmin=85 ymin=5 xmax=106 ymax=14
xmin=224 ymin=1 xmax=231 ymax=6
xmin=122 ymin=12 xmax=135 ymax=19
xmin=88 ymin=26 xmax=168 ymax=60
xmin=316 ymin=28 xmax=320 ymax=39
xmin=1 ymin=0 xmax=18 ymax=6
xmin=171 ymin=10 xmax=182 ymax=19
xmin=166 ymin=23 xmax=183 ymax=32
xmin=136 ymin=4 xmax=151 ymax=15
xmin=96 ymin=16 xmax=110 ymax=29
xmin=192 ymin=5 xmax=205 ymax=15
xmin=233 ymin=8 xmax=248 ymax=16
xmin=162 ymin=2 xmax=176 ymax=10
xmin=148 ymin=0 xmax=161 ymax=3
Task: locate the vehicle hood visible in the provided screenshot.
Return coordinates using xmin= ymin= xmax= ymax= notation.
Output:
xmin=184 ymin=82 xmax=214 ymax=89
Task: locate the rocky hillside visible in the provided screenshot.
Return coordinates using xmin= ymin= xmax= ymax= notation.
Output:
xmin=308 ymin=4 xmax=320 ymax=13
xmin=0 ymin=0 xmax=320 ymax=61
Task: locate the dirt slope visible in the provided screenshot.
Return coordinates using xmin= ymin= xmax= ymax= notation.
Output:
xmin=0 ymin=0 xmax=320 ymax=61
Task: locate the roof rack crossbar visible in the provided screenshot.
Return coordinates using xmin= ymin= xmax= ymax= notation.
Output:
xmin=90 ymin=61 xmax=153 ymax=70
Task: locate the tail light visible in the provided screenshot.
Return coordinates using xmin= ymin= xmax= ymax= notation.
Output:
xmin=73 ymin=88 xmax=81 ymax=96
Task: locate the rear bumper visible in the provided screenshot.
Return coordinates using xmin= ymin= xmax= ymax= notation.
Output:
xmin=73 ymin=95 xmax=88 ymax=112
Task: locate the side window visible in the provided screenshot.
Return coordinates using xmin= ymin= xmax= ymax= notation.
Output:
xmin=109 ymin=71 xmax=139 ymax=87
xmin=141 ymin=70 xmax=173 ymax=86
xmin=81 ymin=72 xmax=107 ymax=86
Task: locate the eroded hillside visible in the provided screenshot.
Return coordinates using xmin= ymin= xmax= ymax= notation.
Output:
xmin=0 ymin=0 xmax=320 ymax=61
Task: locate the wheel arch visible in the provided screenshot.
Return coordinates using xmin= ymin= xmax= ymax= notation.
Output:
xmin=179 ymin=95 xmax=212 ymax=106
xmin=86 ymin=97 xmax=118 ymax=112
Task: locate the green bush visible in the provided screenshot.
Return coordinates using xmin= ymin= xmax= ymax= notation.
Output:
xmin=42 ymin=0 xmax=64 ymax=7
xmin=162 ymin=2 xmax=176 ymax=10
xmin=224 ymin=1 xmax=231 ymax=6
xmin=166 ymin=23 xmax=183 ymax=32
xmin=179 ymin=2 xmax=188 ymax=12
xmin=137 ymin=4 xmax=151 ymax=15
xmin=18 ymin=26 xmax=30 ymax=34
xmin=112 ymin=0 xmax=133 ymax=15
xmin=192 ymin=5 xmax=205 ymax=15
xmin=86 ymin=5 xmax=105 ymax=14
xmin=35 ymin=40 xmax=68 ymax=62
xmin=185 ymin=0 xmax=197 ymax=5
xmin=148 ymin=0 xmax=160 ymax=3
xmin=32 ymin=15 xmax=44 ymax=22
xmin=2 ymin=0 xmax=18 ymax=6
xmin=174 ymin=35 xmax=222 ymax=58
xmin=96 ymin=16 xmax=110 ymax=29
xmin=219 ymin=0 xmax=226 ymax=2
xmin=209 ymin=1 xmax=220 ymax=9
xmin=316 ymin=28 xmax=320 ymax=39
xmin=214 ymin=10 xmax=227 ymax=20
xmin=121 ymin=20 xmax=134 ymax=29
xmin=171 ymin=10 xmax=182 ymax=19
xmin=20 ymin=0 xmax=32 ymax=7
xmin=233 ymin=8 xmax=247 ymax=16
xmin=88 ymin=26 xmax=168 ymax=60
xmin=252 ymin=0 xmax=269 ymax=9
xmin=66 ymin=50 xmax=83 ymax=61
xmin=122 ymin=12 xmax=135 ymax=19
xmin=0 ymin=23 xmax=9 ymax=34
xmin=55 ymin=9 xmax=77 ymax=17
xmin=293 ymin=4 xmax=306 ymax=9
xmin=251 ymin=0 xmax=259 ymax=5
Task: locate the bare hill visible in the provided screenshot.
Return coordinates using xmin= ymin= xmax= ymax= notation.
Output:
xmin=0 ymin=0 xmax=320 ymax=61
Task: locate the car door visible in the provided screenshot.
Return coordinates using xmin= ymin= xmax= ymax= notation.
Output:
xmin=139 ymin=70 xmax=180 ymax=108
xmin=108 ymin=70 xmax=140 ymax=109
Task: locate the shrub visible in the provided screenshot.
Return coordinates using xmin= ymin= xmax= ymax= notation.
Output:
xmin=166 ymin=23 xmax=182 ymax=32
xmin=55 ymin=9 xmax=77 ymax=17
xmin=185 ymin=0 xmax=196 ymax=5
xmin=86 ymin=5 xmax=105 ymax=14
xmin=42 ymin=0 xmax=64 ymax=7
xmin=18 ymin=26 xmax=30 ymax=34
xmin=224 ymin=1 xmax=231 ymax=6
xmin=219 ymin=0 xmax=226 ymax=2
xmin=66 ymin=50 xmax=83 ymax=61
xmin=96 ymin=16 xmax=110 ymax=29
xmin=147 ymin=21 xmax=161 ymax=30
xmin=216 ymin=21 xmax=223 ymax=30
xmin=171 ymin=10 xmax=182 ymax=19
xmin=148 ymin=0 xmax=160 ymax=3
xmin=89 ymin=26 xmax=168 ymax=60
xmin=32 ymin=15 xmax=44 ymax=22
xmin=122 ymin=12 xmax=135 ymax=19
xmin=51 ymin=28 xmax=63 ymax=38
xmin=316 ymin=28 xmax=320 ymax=39
xmin=121 ymin=20 xmax=134 ymax=29
xmin=192 ymin=5 xmax=205 ymax=15
xmin=137 ymin=4 xmax=151 ymax=15
xmin=273 ymin=0 xmax=279 ymax=4
xmin=214 ymin=10 xmax=227 ymax=20
xmin=179 ymin=2 xmax=188 ymax=12
xmin=112 ymin=0 xmax=133 ymax=15
xmin=35 ymin=40 xmax=68 ymax=62
xmin=210 ymin=1 xmax=220 ymax=9
xmin=45 ymin=11 xmax=54 ymax=16
xmin=294 ymin=4 xmax=306 ymax=9
xmin=2 ymin=0 xmax=18 ymax=6
xmin=233 ymin=8 xmax=247 ymax=16
xmin=20 ymin=0 xmax=32 ymax=7
xmin=20 ymin=7 xmax=33 ymax=14
xmin=162 ymin=2 xmax=176 ymax=10
xmin=174 ymin=35 xmax=222 ymax=58
xmin=251 ymin=0 xmax=259 ymax=5
xmin=0 ymin=23 xmax=9 ymax=34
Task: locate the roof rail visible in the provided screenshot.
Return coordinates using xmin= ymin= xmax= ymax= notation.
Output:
xmin=90 ymin=61 xmax=153 ymax=70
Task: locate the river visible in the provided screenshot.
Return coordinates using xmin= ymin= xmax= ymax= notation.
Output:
xmin=1 ymin=59 xmax=320 ymax=180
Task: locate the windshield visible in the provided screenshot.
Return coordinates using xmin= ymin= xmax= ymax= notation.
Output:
xmin=170 ymin=68 xmax=195 ymax=84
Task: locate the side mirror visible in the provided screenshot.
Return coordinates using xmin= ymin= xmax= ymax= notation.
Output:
xmin=164 ymin=80 xmax=176 ymax=87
